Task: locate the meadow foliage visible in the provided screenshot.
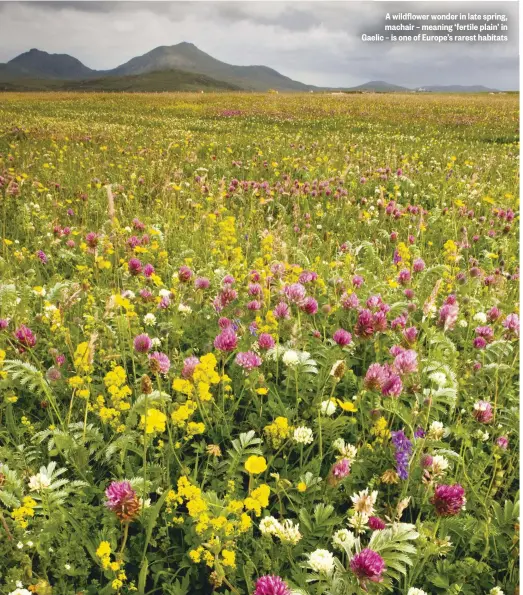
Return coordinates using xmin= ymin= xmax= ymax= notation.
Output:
xmin=0 ymin=92 xmax=519 ymax=595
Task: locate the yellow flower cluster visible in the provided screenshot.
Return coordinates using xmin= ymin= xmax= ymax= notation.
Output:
xmin=443 ymin=239 xmax=459 ymax=263
xmin=371 ymin=417 xmax=391 ymax=442
xmin=244 ymin=484 xmax=270 ymax=516
xmin=395 ymin=241 xmax=411 ymax=266
xmin=95 ymin=366 xmax=132 ymax=430
xmin=74 ymin=341 xmax=93 ymax=374
xmin=12 ymin=496 xmax=37 ymax=528
xmin=140 ymin=408 xmax=167 ymax=434
xmin=264 ymin=417 xmax=291 ymax=448
xmin=0 ymin=349 xmax=6 ymax=380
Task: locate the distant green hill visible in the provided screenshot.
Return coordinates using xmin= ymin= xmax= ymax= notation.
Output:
xmin=0 ymin=68 xmax=242 ymax=92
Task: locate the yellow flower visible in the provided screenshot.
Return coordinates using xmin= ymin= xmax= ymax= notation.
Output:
xmin=297 ymin=481 xmax=307 ymax=493
xmin=96 ymin=541 xmax=111 ymax=558
xmin=221 ymin=549 xmax=236 ymax=568
xmin=337 ymin=399 xmax=357 ymax=413
xmin=140 ymin=408 xmax=167 ymax=434
xmin=244 ymin=455 xmax=267 ymax=475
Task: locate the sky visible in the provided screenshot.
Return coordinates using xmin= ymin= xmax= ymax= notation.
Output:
xmin=0 ymin=1 xmax=519 ymax=89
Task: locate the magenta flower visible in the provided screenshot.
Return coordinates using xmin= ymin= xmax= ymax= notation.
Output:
xmin=105 ymin=480 xmax=140 ymax=522
xmin=352 ymin=275 xmax=364 ymax=288
xmin=413 ymin=258 xmax=425 ymax=272
xmin=85 ymin=231 xmax=99 ymax=248
xmin=283 ymin=283 xmax=306 ymax=304
xmin=473 ymin=336 xmax=487 ymax=349
xmin=364 ymin=363 xmax=389 ymax=391
xmin=248 ymin=282 xmax=262 ymax=296
xmin=247 ymin=300 xmax=262 ymax=311
xmin=195 ymin=277 xmax=210 ymax=290
xmin=235 ymin=351 xmax=262 ymax=372
xmin=503 ymin=313 xmax=519 ymax=337
xmin=382 ymin=374 xmax=403 ymax=398
xmin=273 ymin=302 xmax=291 ymax=320
xmin=178 ymin=265 xmax=193 ymax=282
xmin=350 ymin=548 xmax=385 ymax=584
xmin=431 ymin=484 xmax=465 ymax=517
xmin=475 ymin=326 xmax=494 ymax=343
xmin=397 ymin=269 xmax=411 ymax=285
xmin=341 ymin=292 xmax=359 ymax=310
xmin=496 ymin=435 xmax=509 ymax=450
xmin=403 ymin=326 xmax=418 ymax=344
xmin=214 ymin=328 xmax=238 ymax=352
xmin=331 ymin=458 xmax=351 ymax=479
xmin=37 ymin=250 xmax=48 ymax=264
xmin=258 ymin=333 xmax=275 ymax=350
xmin=128 ymin=258 xmax=142 ymax=276
xmin=394 ymin=349 xmax=418 ymax=375
xmin=355 ymin=309 xmax=374 ymax=337
xmin=333 ymin=329 xmax=352 ymax=347
xmin=143 ymin=263 xmax=155 ymax=278
xmin=14 ymin=325 xmax=36 ymax=349
xmin=133 ymin=333 xmax=152 ymax=353
xmin=488 ymin=306 xmax=501 ymax=322
xmin=473 ymin=400 xmax=494 ymax=423
xmin=300 ymin=297 xmax=318 ymax=315
xmin=0 ymin=318 xmax=9 ymax=330
xmin=438 ymin=302 xmax=459 ymax=331
xmin=368 ymin=516 xmax=386 ymax=530
xmin=181 ymin=356 xmax=200 ymax=379
xmin=253 ymin=575 xmax=290 ymax=595
xmin=148 ymin=351 xmax=170 ymax=374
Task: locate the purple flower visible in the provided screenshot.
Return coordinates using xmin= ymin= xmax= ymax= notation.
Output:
xmin=253 ymin=575 xmax=290 ymax=595
xmin=394 ymin=349 xmax=418 ymax=375
xmin=439 ymin=303 xmax=459 ymax=331
xmin=158 ymin=295 xmax=171 ymax=310
xmin=364 ymin=363 xmax=389 ymax=391
xmin=85 ymin=231 xmax=99 ymax=248
xmin=496 ymin=435 xmax=509 ymax=450
xmin=14 ymin=325 xmax=36 ymax=349
xmin=352 ymin=275 xmax=364 ymax=288
xmin=473 ymin=336 xmax=487 ymax=349
xmin=488 ymin=306 xmax=501 ymax=322
xmin=134 ymin=333 xmax=152 ymax=353
xmin=236 ymin=351 xmax=262 ymax=372
xmin=143 ymin=263 xmax=155 ymax=278
xmin=258 ymin=333 xmax=275 ymax=350
xmin=247 ymin=300 xmax=262 ymax=311
xmin=214 ymin=328 xmax=238 ymax=352
xmin=382 ymin=374 xmax=403 ymax=398
xmin=414 ymin=426 xmax=426 ymax=439
xmin=273 ymin=302 xmax=291 ymax=320
xmin=181 ymin=356 xmax=200 ymax=379
xmin=431 ymin=484 xmax=465 ymax=517
xmin=355 ymin=309 xmax=375 ymax=338
xmin=105 ymin=480 xmax=140 ymax=522
xmin=503 ymin=313 xmax=519 ymax=337
xmin=413 ymin=258 xmax=425 ymax=272
xmin=331 ymin=458 xmax=351 ymax=479
xmin=301 ymin=295 xmax=318 ymax=314
xmin=148 ymin=351 xmax=170 ymax=374
xmin=350 ymin=548 xmax=385 ymax=584
xmin=475 ymin=326 xmax=494 ymax=343
xmin=248 ymin=282 xmax=262 ymax=296
xmin=341 ymin=292 xmax=359 ymax=310
xmin=333 ymin=328 xmax=352 ymax=347
xmin=37 ymin=250 xmax=48 ymax=264
xmin=403 ymin=327 xmax=418 ymax=344
xmin=128 ymin=258 xmax=142 ymax=276
xmin=178 ymin=266 xmax=193 ymax=282
xmin=473 ymin=400 xmax=494 ymax=423
xmin=391 ymin=430 xmax=413 ymax=480
xmin=283 ymin=283 xmax=306 ymax=304
xmin=398 ymin=269 xmax=411 ymax=285
xmin=195 ymin=277 xmax=210 ymax=290
xmin=368 ymin=516 xmax=386 ymax=530
xmin=0 ymin=318 xmax=9 ymax=330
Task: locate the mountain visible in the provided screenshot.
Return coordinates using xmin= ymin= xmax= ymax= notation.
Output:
xmin=0 ymin=69 xmax=242 ymax=92
xmin=417 ymin=84 xmax=499 ymax=93
xmin=107 ymin=42 xmax=311 ymax=91
xmin=6 ymin=48 xmax=97 ymax=79
xmin=345 ymin=80 xmax=408 ymax=92
xmin=0 ymin=45 xmax=502 ymax=93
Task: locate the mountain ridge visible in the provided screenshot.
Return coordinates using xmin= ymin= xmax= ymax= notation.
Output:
xmin=1 ymin=44 xmax=502 ymax=93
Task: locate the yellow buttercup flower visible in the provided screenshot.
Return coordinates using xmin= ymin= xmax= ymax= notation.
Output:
xmin=244 ymin=455 xmax=267 ymax=475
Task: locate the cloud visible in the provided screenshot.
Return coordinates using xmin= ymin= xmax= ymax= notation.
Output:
xmin=0 ymin=1 xmax=518 ymax=89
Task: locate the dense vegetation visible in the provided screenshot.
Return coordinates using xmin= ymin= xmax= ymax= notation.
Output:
xmin=0 ymin=92 xmax=519 ymax=595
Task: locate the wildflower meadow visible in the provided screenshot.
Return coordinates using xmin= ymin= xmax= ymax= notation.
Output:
xmin=0 ymin=92 xmax=519 ymax=595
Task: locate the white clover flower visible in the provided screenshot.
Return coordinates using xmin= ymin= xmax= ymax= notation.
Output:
xmin=151 ymin=337 xmax=162 ymax=348
xmin=430 ymin=455 xmax=449 ymax=475
xmin=307 ymin=549 xmax=335 ymax=574
xmin=489 ymin=588 xmax=505 ymax=595
xmin=332 ymin=528 xmax=355 ymax=550
xmin=320 ymin=399 xmax=336 ymax=416
xmin=458 ymin=319 xmax=468 ymax=328
xmin=473 ymin=312 xmax=488 ymax=324
xmin=26 ymin=541 xmax=33 ymax=547
xmin=159 ymin=288 xmax=171 ymax=298
xmin=348 ymin=512 xmax=369 ymax=534
xmin=17 ymin=542 xmax=24 ymax=549
xmin=332 ymin=439 xmax=358 ymax=462
xmin=28 ymin=471 xmax=51 ymax=492
xmin=9 ymin=589 xmax=32 ymax=595
xmin=350 ymin=489 xmax=378 ymax=515
xmin=259 ymin=516 xmax=281 ymax=535
xmin=427 ymin=420 xmax=447 ymax=440
xmin=275 ymin=519 xmax=302 ymax=545
xmin=178 ymin=303 xmax=192 ymax=314
xmin=64 ymin=563 xmax=71 ymax=570
xmin=143 ymin=313 xmax=157 ymax=326
xmin=475 ymin=429 xmax=489 ymax=441
xmin=407 ymin=589 xmax=429 ymax=595
xmin=293 ymin=426 xmax=314 ymax=445
xmin=282 ymin=350 xmax=300 ymax=367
